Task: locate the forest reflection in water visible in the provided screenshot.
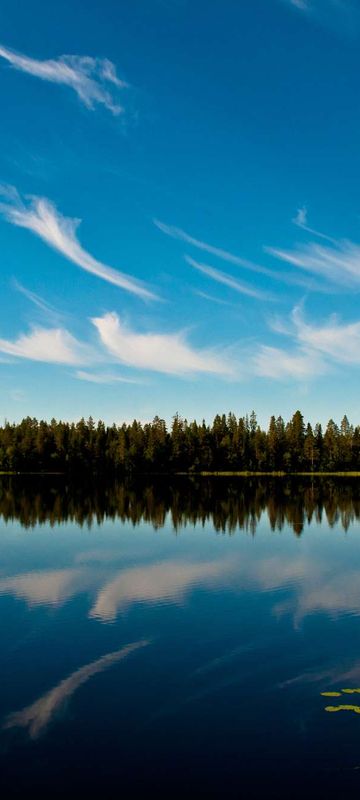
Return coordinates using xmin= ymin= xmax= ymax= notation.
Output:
xmin=0 ymin=475 xmax=360 ymax=534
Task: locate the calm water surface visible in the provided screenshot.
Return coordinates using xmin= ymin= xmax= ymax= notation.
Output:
xmin=1 ymin=477 xmax=360 ymax=797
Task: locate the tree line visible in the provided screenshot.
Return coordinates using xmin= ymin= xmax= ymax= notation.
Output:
xmin=0 ymin=410 xmax=359 ymax=473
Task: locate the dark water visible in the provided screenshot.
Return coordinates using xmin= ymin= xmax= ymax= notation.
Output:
xmin=1 ymin=477 xmax=360 ymax=797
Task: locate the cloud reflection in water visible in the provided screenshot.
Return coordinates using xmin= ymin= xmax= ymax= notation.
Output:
xmin=4 ymin=640 xmax=149 ymax=739
xmin=0 ymin=568 xmax=95 ymax=607
xmin=90 ymin=558 xmax=236 ymax=622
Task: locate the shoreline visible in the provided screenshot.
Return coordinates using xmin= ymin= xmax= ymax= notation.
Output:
xmin=1 ymin=470 xmax=360 ymax=478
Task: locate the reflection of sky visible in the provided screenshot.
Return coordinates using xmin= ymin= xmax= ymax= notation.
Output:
xmin=4 ymin=640 xmax=149 ymax=739
xmin=1 ymin=516 xmax=360 ymax=626
xmin=0 ymin=568 xmax=93 ymax=607
xmin=1 ymin=512 xmax=360 ymax=762
xmin=0 ymin=557 xmax=237 ymax=619
xmin=89 ymin=559 xmax=236 ymax=621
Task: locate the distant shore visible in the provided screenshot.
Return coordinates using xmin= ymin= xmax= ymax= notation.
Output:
xmin=2 ymin=470 xmax=360 ymax=478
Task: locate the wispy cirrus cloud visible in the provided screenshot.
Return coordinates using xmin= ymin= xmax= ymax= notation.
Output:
xmin=75 ymin=370 xmax=143 ymax=385
xmin=12 ymin=279 xmax=64 ymax=325
xmin=194 ymin=290 xmax=236 ymax=307
xmin=0 ymin=44 xmax=126 ymax=114
xmin=0 ymin=187 xmax=158 ymax=301
xmin=156 ymin=218 xmax=327 ymax=292
xmin=0 ymin=324 xmax=91 ymax=365
xmin=291 ymin=305 xmax=360 ymax=364
xmin=253 ymin=344 xmax=325 ymax=380
xmin=185 ymin=256 xmax=272 ymax=301
xmin=293 ymin=206 xmax=308 ymax=227
xmin=154 ymin=218 xmax=272 ymax=274
xmin=155 ymin=218 xmax=297 ymax=285
xmin=267 ymin=208 xmax=360 ymax=289
xmin=254 ymin=302 xmax=360 ymax=381
xmin=267 ymin=238 xmax=360 ymax=289
xmin=92 ymin=311 xmax=233 ymax=376
xmin=292 ymin=206 xmax=337 ymax=244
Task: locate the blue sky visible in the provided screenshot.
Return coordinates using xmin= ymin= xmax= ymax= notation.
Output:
xmin=1 ymin=0 xmax=360 ymax=426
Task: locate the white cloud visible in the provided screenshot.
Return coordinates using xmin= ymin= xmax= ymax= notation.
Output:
xmin=0 ymin=44 xmax=126 ymax=114
xmin=155 ymin=218 xmax=279 ymax=279
xmin=186 ymin=256 xmax=272 ymax=301
xmin=0 ymin=187 xmax=158 ymax=301
xmin=92 ymin=311 xmax=233 ymax=376
xmin=291 ymin=305 xmax=360 ymax=364
xmin=254 ymin=303 xmax=360 ymax=381
xmin=12 ymin=279 xmax=64 ymax=324
xmin=155 ymin=218 xmax=270 ymax=271
xmin=75 ymin=369 xmax=142 ymax=385
xmin=194 ymin=290 xmax=236 ymax=307
xmin=4 ymin=641 xmax=149 ymax=739
xmin=266 ymin=236 xmax=360 ymax=288
xmin=253 ymin=344 xmax=324 ymax=380
xmin=293 ymin=206 xmax=308 ymax=227
xmin=291 ymin=206 xmax=337 ymax=244
xmin=0 ymin=324 xmax=91 ymax=365
xmin=156 ymin=218 xmax=323 ymax=292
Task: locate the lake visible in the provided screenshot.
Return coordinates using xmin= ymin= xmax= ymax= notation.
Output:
xmin=1 ymin=476 xmax=360 ymax=797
